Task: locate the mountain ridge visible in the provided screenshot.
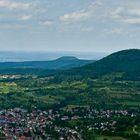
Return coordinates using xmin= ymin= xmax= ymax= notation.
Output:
xmin=0 ymin=56 xmax=94 ymax=70
xmin=59 ymin=49 xmax=140 ymax=80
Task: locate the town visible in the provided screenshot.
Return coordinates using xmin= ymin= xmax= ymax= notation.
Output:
xmin=0 ymin=107 xmax=140 ymax=140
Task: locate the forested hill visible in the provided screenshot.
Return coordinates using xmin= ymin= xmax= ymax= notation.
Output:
xmin=60 ymin=49 xmax=140 ymax=80
xmin=0 ymin=56 xmax=94 ymax=70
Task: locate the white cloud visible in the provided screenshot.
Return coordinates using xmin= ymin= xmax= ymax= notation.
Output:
xmin=0 ymin=0 xmax=31 ymax=10
xmin=110 ymin=7 xmax=140 ymax=24
xmin=18 ymin=15 xmax=32 ymax=21
xmin=90 ymin=0 xmax=103 ymax=7
xmin=127 ymin=9 xmax=140 ymax=16
xmin=60 ymin=10 xmax=90 ymax=22
xmin=110 ymin=28 xmax=123 ymax=34
xmin=40 ymin=20 xmax=54 ymax=26
xmin=59 ymin=1 xmax=103 ymax=23
xmin=122 ymin=18 xmax=140 ymax=24
xmin=110 ymin=7 xmax=124 ymax=19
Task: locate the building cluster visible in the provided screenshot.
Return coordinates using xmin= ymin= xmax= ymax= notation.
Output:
xmin=60 ymin=108 xmax=140 ymax=133
xmin=0 ymin=108 xmax=83 ymax=140
xmin=0 ymin=107 xmax=139 ymax=140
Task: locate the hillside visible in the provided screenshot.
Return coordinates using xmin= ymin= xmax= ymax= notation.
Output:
xmin=0 ymin=56 xmax=94 ymax=70
xmin=61 ymin=49 xmax=140 ymax=80
xmin=0 ymin=49 xmax=140 ymax=140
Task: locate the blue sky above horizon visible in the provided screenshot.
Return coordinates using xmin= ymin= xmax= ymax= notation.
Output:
xmin=0 ymin=0 xmax=140 ymax=53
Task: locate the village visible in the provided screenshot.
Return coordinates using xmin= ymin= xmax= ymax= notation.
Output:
xmin=0 ymin=107 xmax=139 ymax=140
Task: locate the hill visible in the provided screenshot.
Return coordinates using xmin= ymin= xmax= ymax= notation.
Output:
xmin=0 ymin=56 xmax=94 ymax=70
xmin=60 ymin=49 xmax=140 ymax=80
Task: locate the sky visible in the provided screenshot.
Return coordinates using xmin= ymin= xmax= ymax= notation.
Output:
xmin=0 ymin=0 xmax=140 ymax=53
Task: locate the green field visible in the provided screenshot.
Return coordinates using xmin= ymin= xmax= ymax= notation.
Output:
xmin=0 ymin=73 xmax=140 ymax=110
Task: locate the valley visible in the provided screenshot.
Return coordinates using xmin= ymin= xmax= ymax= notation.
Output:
xmin=0 ymin=49 xmax=140 ymax=140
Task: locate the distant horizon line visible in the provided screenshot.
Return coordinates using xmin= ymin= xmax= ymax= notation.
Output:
xmin=0 ymin=48 xmax=138 ymax=62
xmin=0 ymin=48 xmax=138 ymax=54
xmin=0 ymin=50 xmax=109 ymax=54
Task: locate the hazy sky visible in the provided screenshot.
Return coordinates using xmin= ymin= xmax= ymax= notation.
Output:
xmin=0 ymin=0 xmax=140 ymax=53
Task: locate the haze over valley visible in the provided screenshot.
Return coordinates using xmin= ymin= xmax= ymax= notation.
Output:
xmin=0 ymin=51 xmax=107 ymax=62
